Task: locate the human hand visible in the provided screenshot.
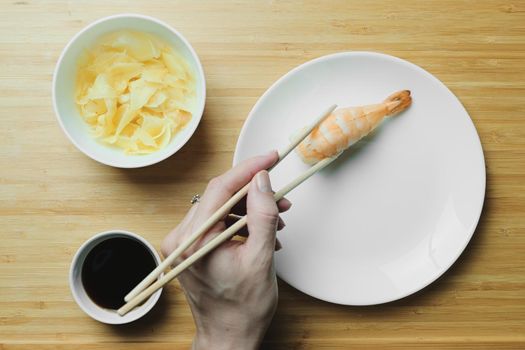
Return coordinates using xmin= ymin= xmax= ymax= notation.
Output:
xmin=161 ymin=151 xmax=291 ymax=350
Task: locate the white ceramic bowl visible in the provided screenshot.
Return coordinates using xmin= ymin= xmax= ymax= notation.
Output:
xmin=69 ymin=230 xmax=163 ymax=324
xmin=53 ymin=14 xmax=206 ymax=168
xmin=69 ymin=230 xmax=164 ymax=324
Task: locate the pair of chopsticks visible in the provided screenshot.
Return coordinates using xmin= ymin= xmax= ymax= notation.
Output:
xmin=118 ymin=104 xmax=339 ymax=316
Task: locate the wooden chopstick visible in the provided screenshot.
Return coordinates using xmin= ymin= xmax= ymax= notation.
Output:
xmin=118 ymin=153 xmax=340 ymax=316
xmin=123 ymin=104 xmax=337 ymax=303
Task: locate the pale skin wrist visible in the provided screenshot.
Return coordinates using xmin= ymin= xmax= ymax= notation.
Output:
xmin=193 ymin=326 xmax=265 ymax=350
xmin=191 ymin=309 xmax=271 ymax=350
xmin=188 ymin=282 xmax=277 ymax=349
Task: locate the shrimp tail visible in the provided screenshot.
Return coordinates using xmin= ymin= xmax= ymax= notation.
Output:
xmin=384 ymin=90 xmax=412 ymax=116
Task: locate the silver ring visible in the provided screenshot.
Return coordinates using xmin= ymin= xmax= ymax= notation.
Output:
xmin=190 ymin=194 xmax=201 ymax=205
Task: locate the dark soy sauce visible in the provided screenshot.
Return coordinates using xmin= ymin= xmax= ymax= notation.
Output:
xmin=81 ymin=237 xmax=157 ymax=309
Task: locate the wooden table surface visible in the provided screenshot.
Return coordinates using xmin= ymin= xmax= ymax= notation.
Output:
xmin=1 ymin=1 xmax=524 ymax=349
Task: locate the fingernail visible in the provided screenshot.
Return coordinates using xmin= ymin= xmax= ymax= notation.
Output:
xmin=281 ymin=198 xmax=292 ymax=209
xmin=256 ymin=171 xmax=272 ymax=193
xmin=275 ymin=239 xmax=282 ymax=251
xmin=266 ymin=149 xmax=277 ymax=157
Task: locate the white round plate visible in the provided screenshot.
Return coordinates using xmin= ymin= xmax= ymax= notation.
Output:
xmin=233 ymin=52 xmax=485 ymax=305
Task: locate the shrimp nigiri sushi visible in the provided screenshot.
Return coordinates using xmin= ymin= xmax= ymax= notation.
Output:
xmin=296 ymin=90 xmax=412 ymax=164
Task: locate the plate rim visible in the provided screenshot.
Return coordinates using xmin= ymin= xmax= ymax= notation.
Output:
xmin=233 ymin=51 xmax=486 ymax=305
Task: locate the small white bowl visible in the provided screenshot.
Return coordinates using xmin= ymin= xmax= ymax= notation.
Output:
xmin=69 ymin=230 xmax=163 ymax=324
xmin=53 ymin=14 xmax=206 ymax=168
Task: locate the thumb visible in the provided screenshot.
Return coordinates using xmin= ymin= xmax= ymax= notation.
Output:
xmin=245 ymin=170 xmax=279 ymax=257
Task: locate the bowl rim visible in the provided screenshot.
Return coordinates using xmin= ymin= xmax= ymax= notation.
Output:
xmin=52 ymin=13 xmax=206 ymax=168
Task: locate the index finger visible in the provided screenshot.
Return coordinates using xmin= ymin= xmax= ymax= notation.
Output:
xmin=195 ymin=150 xmax=279 ymax=222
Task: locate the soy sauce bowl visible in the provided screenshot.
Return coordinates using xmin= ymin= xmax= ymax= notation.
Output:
xmin=69 ymin=230 xmax=163 ymax=324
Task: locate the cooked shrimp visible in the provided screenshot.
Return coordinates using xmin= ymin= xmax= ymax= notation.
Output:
xmin=296 ymin=90 xmax=412 ymax=164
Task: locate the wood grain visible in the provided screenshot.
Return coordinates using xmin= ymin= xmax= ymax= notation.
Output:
xmin=1 ymin=0 xmax=524 ymax=348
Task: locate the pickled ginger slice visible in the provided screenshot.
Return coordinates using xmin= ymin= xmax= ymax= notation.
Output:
xmin=129 ymin=78 xmax=158 ymax=112
xmin=106 ymin=31 xmax=161 ymax=61
xmin=161 ymin=52 xmax=190 ymax=80
xmin=145 ymin=90 xmax=168 ymax=109
xmin=87 ymin=73 xmax=116 ymax=100
xmin=142 ymin=66 xmax=168 ymax=83
xmin=75 ymin=30 xmax=196 ymax=155
xmin=107 ymin=62 xmax=144 ymax=93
